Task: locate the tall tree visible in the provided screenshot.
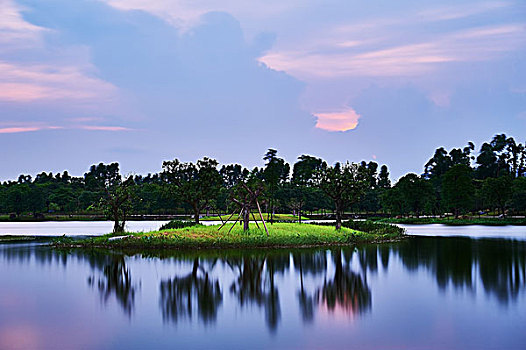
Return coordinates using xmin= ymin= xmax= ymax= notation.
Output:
xmin=394 ymin=174 xmax=434 ymax=217
xmin=377 ymin=165 xmax=391 ymax=189
xmin=101 ymin=176 xmax=134 ymax=234
xmin=442 ymin=164 xmax=474 ymax=218
xmin=510 ymin=177 xmax=526 ymax=213
xmin=292 ymin=155 xmax=326 ymax=186
xmin=316 ymin=162 xmax=368 ymax=229
xmin=262 ymin=149 xmax=290 ymax=223
xmin=481 ymin=176 xmax=513 ymax=216
xmin=475 ymin=143 xmax=498 ymax=179
xmin=162 ymin=157 xmax=223 ymax=224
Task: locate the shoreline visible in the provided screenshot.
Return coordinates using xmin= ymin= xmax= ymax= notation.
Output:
xmin=375 ymin=218 xmax=526 ymax=226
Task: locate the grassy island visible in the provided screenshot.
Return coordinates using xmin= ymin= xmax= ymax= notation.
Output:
xmin=53 ymin=221 xmax=406 ymax=250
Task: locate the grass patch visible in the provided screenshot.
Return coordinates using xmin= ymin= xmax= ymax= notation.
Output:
xmin=200 ymin=213 xmax=309 ymax=222
xmin=374 ymin=217 xmax=526 ymax=226
xmin=53 ymin=222 xmax=405 ymax=250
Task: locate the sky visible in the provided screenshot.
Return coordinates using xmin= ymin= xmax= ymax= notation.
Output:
xmin=0 ymin=0 xmax=525 ymax=181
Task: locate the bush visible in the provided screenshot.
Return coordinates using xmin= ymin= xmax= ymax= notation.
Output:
xmin=313 ymin=220 xmax=405 ymax=236
xmin=341 ymin=220 xmax=405 ymax=236
xmin=159 ymin=220 xmax=200 ymax=230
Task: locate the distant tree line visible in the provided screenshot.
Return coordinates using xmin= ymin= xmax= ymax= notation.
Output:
xmin=1 ymin=133 xmax=525 ymax=229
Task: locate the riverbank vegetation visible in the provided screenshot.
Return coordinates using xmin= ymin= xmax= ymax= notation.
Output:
xmin=1 ymin=133 xmax=525 ymax=231
xmin=375 ymin=217 xmax=526 ymax=226
xmin=53 ymin=221 xmax=405 ymax=249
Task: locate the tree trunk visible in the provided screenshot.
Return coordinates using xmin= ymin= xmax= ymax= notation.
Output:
xmin=335 ymin=205 xmax=342 ymax=230
xmin=193 ymin=204 xmax=200 ymax=224
xmin=243 ymin=207 xmax=250 ymax=231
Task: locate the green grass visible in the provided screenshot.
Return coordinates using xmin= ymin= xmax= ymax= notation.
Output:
xmin=375 ymin=217 xmax=526 ymax=226
xmin=200 ymin=213 xmax=309 ymax=222
xmin=54 ymin=222 xmax=404 ymax=250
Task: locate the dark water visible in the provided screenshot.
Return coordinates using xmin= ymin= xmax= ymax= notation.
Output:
xmin=1 ymin=237 xmax=525 ymax=349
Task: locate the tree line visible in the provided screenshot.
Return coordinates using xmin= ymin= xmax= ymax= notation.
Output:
xmin=1 ymin=133 xmax=525 ymax=231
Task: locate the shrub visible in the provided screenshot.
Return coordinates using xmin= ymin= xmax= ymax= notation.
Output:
xmin=341 ymin=220 xmax=405 ymax=236
xmin=159 ymin=220 xmax=200 ymax=230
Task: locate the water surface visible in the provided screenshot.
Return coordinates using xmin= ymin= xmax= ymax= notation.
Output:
xmin=1 ymin=232 xmax=525 ymax=349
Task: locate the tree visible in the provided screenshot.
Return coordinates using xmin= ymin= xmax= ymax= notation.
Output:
xmin=510 ymin=177 xmax=526 ymax=213
xmin=219 ymin=164 xmax=249 ymax=188
xmin=377 ymin=165 xmax=391 ymax=189
xmin=380 ymin=186 xmax=405 ymax=215
xmin=291 ymin=155 xmax=327 ymax=222
xmin=292 ymin=155 xmax=326 ymax=186
xmin=442 ymin=164 xmax=474 ymax=218
xmin=162 ymin=157 xmax=223 ymax=224
xmin=424 ymin=143 xmax=474 ymax=179
xmin=316 ymin=162 xmax=368 ymax=229
xmin=99 ymin=170 xmax=134 ymax=234
xmin=228 ymin=177 xmax=267 ymax=233
xmin=262 ymin=149 xmax=290 ymax=223
xmin=394 ymin=174 xmax=434 ymax=217
xmin=481 ymin=176 xmax=513 ymax=216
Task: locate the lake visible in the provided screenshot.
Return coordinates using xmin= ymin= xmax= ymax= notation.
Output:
xmin=0 ymin=224 xmax=525 ymax=349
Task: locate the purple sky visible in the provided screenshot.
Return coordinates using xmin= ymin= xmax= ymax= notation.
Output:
xmin=0 ymin=0 xmax=525 ymax=180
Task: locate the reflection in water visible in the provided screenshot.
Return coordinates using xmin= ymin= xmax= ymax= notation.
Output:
xmin=0 ymin=236 xmax=525 ymax=335
xmin=317 ymin=249 xmax=371 ymax=316
xmin=392 ymin=238 xmax=526 ymax=304
xmin=87 ymin=253 xmax=138 ymax=317
xmin=227 ymin=255 xmax=282 ymax=332
xmin=159 ymin=258 xmax=223 ymax=325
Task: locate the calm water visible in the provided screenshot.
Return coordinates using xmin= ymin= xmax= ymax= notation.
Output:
xmin=0 ymin=221 xmax=169 ymax=236
xmin=1 ymin=231 xmax=525 ymax=349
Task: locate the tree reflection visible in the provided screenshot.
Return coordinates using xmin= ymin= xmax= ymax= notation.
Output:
xmin=293 ymin=250 xmax=327 ymax=324
xmin=159 ymin=258 xmax=223 ymax=325
xmin=316 ymin=249 xmax=371 ymax=316
xmin=393 ymin=237 xmax=526 ymax=304
xmin=225 ymin=252 xmax=292 ymax=333
xmin=87 ymin=253 xmax=137 ymax=317
xmin=292 ymin=249 xmax=372 ymax=323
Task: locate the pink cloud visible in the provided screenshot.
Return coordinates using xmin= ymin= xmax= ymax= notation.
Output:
xmin=259 ymin=23 xmax=525 ymax=79
xmin=314 ymin=108 xmax=361 ymax=132
xmin=0 ymin=62 xmax=116 ymax=102
xmin=80 ymin=125 xmax=131 ymax=131
xmin=0 ymin=126 xmax=41 ymax=134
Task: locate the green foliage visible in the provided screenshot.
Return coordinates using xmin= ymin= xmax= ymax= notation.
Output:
xmin=511 ymin=177 xmax=526 ymax=212
xmin=341 ymin=220 xmax=405 ymax=236
xmin=316 ymin=162 xmax=368 ymax=229
xmin=442 ymin=164 xmax=474 ymax=217
xmin=382 ymin=174 xmax=434 ymax=216
xmin=481 ymin=176 xmax=513 ymax=216
xmin=99 ymin=175 xmax=134 ymax=233
xmin=376 ymin=217 xmax=526 ymax=226
xmin=162 ymin=157 xmax=223 ymax=223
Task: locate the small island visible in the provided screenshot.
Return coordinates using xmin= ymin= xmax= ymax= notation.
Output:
xmin=54 ymin=220 xmax=406 ymax=250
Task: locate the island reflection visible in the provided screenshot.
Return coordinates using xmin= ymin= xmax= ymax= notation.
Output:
xmin=1 ymin=236 xmax=524 ymax=331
